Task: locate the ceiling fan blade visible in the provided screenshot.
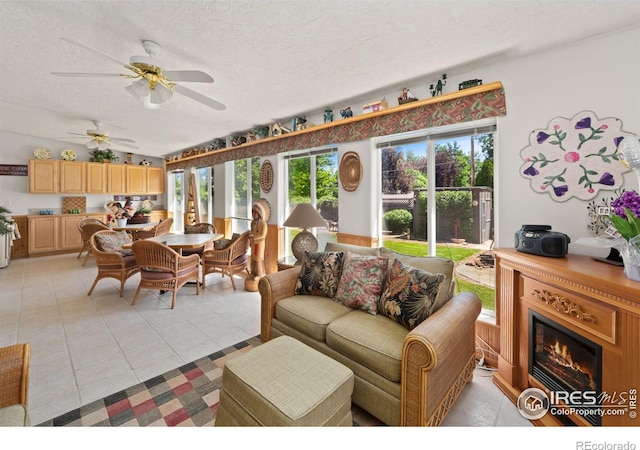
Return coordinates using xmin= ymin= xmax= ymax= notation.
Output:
xmin=60 ymin=37 xmax=134 ymax=70
xmin=110 ymin=137 xmax=136 ymax=143
xmin=52 ymin=72 xmax=123 ymax=77
xmin=173 ymin=84 xmax=226 ymax=111
xmin=67 ymin=132 xmax=88 ymax=136
xmin=163 ymin=70 xmax=214 ymax=83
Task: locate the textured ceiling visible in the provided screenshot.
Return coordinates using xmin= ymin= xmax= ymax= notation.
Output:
xmin=1 ymin=1 xmax=640 ymax=159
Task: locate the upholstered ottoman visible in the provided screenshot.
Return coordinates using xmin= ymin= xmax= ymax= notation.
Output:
xmin=215 ymin=336 xmax=354 ymax=426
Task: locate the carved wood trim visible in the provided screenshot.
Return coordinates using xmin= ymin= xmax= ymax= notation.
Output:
xmin=531 ymin=289 xmax=596 ymax=322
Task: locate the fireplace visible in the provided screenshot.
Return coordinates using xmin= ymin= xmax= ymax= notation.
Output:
xmin=528 ymin=310 xmax=602 ymax=425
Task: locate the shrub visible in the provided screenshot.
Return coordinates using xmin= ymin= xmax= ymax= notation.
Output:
xmin=384 ymin=209 xmax=412 ymax=234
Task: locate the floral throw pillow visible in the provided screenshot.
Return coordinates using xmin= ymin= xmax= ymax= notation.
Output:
xmin=185 ymin=224 xmax=212 ymax=234
xmin=334 ymin=252 xmax=388 ymax=314
xmin=378 ymin=258 xmax=445 ymax=330
xmin=295 ymin=251 xmax=344 ymax=298
xmin=95 ymin=231 xmax=133 ymax=256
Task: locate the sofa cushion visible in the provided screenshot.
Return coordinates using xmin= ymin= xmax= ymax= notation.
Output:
xmin=326 ymin=310 xmax=407 ymax=382
xmin=276 ymin=295 xmax=353 ymax=342
xmin=295 ymin=251 xmax=344 ymax=298
xmin=185 ymin=224 xmax=212 ymax=234
xmin=378 ymin=258 xmax=445 ymax=330
xmin=334 ymin=252 xmax=388 ymax=315
xmin=324 ymin=242 xmax=380 ymax=256
xmin=379 ymin=247 xmax=454 ymax=312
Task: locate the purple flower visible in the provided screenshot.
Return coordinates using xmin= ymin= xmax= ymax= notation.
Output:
xmin=553 ymin=185 xmax=569 ymax=197
xmin=523 ymin=165 xmax=539 ymax=176
xmin=614 ymin=136 xmax=624 ymax=148
xmin=575 ymin=117 xmax=592 ymax=129
xmin=612 ymin=190 xmax=640 ymax=218
xmin=536 ymin=131 xmax=550 ymax=144
xmin=598 ymin=172 xmax=615 ymax=186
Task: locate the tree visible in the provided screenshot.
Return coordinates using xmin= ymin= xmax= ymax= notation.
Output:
xmin=477 ymin=134 xmax=494 ymax=159
xmin=435 ymin=144 xmax=461 ymax=187
xmin=382 ymin=147 xmax=414 ymax=193
xmin=475 ymin=158 xmax=494 ymax=188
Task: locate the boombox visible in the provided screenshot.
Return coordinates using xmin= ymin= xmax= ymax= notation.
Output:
xmin=514 ymin=225 xmax=570 ymax=258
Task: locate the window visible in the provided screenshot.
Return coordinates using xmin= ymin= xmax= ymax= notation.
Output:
xmin=378 ymin=119 xmax=496 ymax=312
xmin=232 ymin=157 xmax=261 ymax=233
xmin=284 ymin=147 xmax=339 ymax=255
xmin=168 ymin=170 xmax=184 ymax=232
xmin=198 ymin=167 xmax=213 ymax=224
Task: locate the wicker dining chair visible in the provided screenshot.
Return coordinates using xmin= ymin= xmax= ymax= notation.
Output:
xmin=135 ymin=218 xmax=174 ymax=240
xmin=77 ymin=220 xmax=110 ymax=266
xmin=0 ymin=343 xmax=30 ymax=409
xmin=201 ymin=230 xmax=251 ymax=290
xmin=131 ymin=239 xmax=200 ymax=309
xmin=87 ymin=230 xmax=140 ymax=297
xmin=181 ymin=222 xmax=217 ymax=258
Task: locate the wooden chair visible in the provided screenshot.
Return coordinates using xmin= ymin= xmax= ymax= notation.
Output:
xmin=87 ymin=230 xmax=140 ymax=297
xmin=131 ymin=239 xmax=200 ymax=309
xmin=201 ymin=230 xmax=251 ymax=290
xmin=182 ymin=222 xmax=217 ymax=258
xmin=135 ymin=218 xmax=174 ymax=240
xmin=77 ymin=220 xmax=110 ymax=266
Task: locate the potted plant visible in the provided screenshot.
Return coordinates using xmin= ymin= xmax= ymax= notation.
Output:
xmin=0 ymin=206 xmax=15 ymax=235
xmin=89 ymin=149 xmax=119 ymax=163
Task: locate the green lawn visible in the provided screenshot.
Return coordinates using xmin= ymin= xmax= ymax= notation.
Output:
xmin=382 ymin=239 xmax=496 ymax=311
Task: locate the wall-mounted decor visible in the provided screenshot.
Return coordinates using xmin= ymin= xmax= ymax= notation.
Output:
xmin=260 ymin=160 xmax=273 ymax=193
xmin=339 ymin=151 xmax=362 ymax=192
xmin=520 ymin=110 xmax=637 ymax=202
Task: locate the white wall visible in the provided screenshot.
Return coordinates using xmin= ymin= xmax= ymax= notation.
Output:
xmin=0 ymin=131 xmax=166 ymax=215
xmin=3 ymin=25 xmax=639 ymax=258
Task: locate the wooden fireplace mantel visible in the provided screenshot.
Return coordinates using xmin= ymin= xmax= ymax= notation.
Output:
xmin=493 ymin=248 xmax=640 ymax=426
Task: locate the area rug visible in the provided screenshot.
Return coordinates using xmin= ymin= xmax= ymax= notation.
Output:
xmin=36 ymin=336 xmax=382 ymax=427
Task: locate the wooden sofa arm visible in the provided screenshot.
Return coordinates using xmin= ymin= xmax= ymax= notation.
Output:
xmin=400 ymin=291 xmax=482 ymax=426
xmin=258 ymin=267 xmax=300 ymax=341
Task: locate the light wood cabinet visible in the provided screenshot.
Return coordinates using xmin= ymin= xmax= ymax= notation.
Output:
xmin=29 ymin=160 xmax=165 ymax=194
xmin=146 ymin=166 xmax=165 ymax=194
xmin=59 ymin=161 xmax=86 ymax=193
xmin=86 ymin=162 xmax=107 ymax=193
xmin=28 ymin=214 xmax=106 ymax=255
xmin=126 ymin=165 xmax=147 ymax=194
xmin=107 ymin=164 xmax=127 ymax=193
xmin=28 ymin=216 xmax=59 ymax=254
xmin=29 ymin=159 xmax=58 ymax=193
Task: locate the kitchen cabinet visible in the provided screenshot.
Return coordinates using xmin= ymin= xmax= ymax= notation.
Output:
xmin=28 ymin=214 xmax=105 ymax=255
xmin=107 ymin=164 xmax=127 ymax=193
xmin=28 ymin=216 xmax=59 ymax=254
xmin=59 ymin=161 xmax=86 ymax=193
xmin=86 ymin=162 xmax=107 ymax=193
xmin=29 ymin=159 xmax=58 ymax=193
xmin=146 ymin=166 xmax=165 ymax=194
xmin=126 ymin=166 xmax=147 ymax=194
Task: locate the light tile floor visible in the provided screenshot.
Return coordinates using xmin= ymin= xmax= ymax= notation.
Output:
xmin=0 ymin=252 xmax=532 ymax=427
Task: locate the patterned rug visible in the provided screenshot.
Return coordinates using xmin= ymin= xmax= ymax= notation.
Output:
xmin=36 ymin=336 xmax=382 ymax=427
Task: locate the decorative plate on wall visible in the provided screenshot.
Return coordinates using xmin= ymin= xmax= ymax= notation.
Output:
xmin=339 ymin=151 xmax=362 ymax=192
xmin=260 ymin=159 xmax=273 ymax=193
xmin=519 ymin=110 xmax=636 ymax=202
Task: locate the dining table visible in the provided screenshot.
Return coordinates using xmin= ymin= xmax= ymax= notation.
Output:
xmin=111 ymin=221 xmax=160 ymax=240
xmin=122 ymin=232 xmax=224 ymax=254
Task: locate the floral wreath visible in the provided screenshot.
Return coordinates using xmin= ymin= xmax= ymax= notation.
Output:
xmin=520 ymin=111 xmax=636 ymax=202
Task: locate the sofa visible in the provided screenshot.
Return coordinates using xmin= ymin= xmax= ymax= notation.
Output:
xmin=259 ymin=242 xmax=482 ymax=426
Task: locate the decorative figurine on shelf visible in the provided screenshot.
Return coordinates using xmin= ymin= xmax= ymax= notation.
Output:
xmin=125 ymin=153 xmax=134 ymax=165
xmin=254 ymin=126 xmax=269 ymax=140
xmin=294 ymin=116 xmax=309 ymax=131
xmin=269 ymin=122 xmax=291 ymax=137
xmin=430 ymin=74 xmax=447 ymax=97
xmin=245 ymin=198 xmax=271 ymax=292
xmin=340 ymin=107 xmax=353 ymax=119
xmin=398 ymin=87 xmax=418 ymax=105
xmin=323 ymin=108 xmax=334 ymax=123
xmin=140 ymin=159 xmax=152 ymax=166
xmin=458 ymin=79 xmax=483 ymax=90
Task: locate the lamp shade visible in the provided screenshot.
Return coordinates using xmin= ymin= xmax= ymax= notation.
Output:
xmin=282 ymin=203 xmax=327 ymax=229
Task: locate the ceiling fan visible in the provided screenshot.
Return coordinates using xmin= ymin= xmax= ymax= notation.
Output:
xmin=65 ymin=120 xmax=139 ymax=150
xmin=52 ymin=38 xmax=226 ymax=111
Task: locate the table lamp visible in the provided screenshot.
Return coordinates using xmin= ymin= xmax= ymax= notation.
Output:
xmin=283 ymin=203 xmax=327 ymax=262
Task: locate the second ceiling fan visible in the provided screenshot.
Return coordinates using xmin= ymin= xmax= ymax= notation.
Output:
xmin=66 ymin=120 xmax=138 ymax=151
xmin=52 ymin=38 xmax=226 ymax=111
